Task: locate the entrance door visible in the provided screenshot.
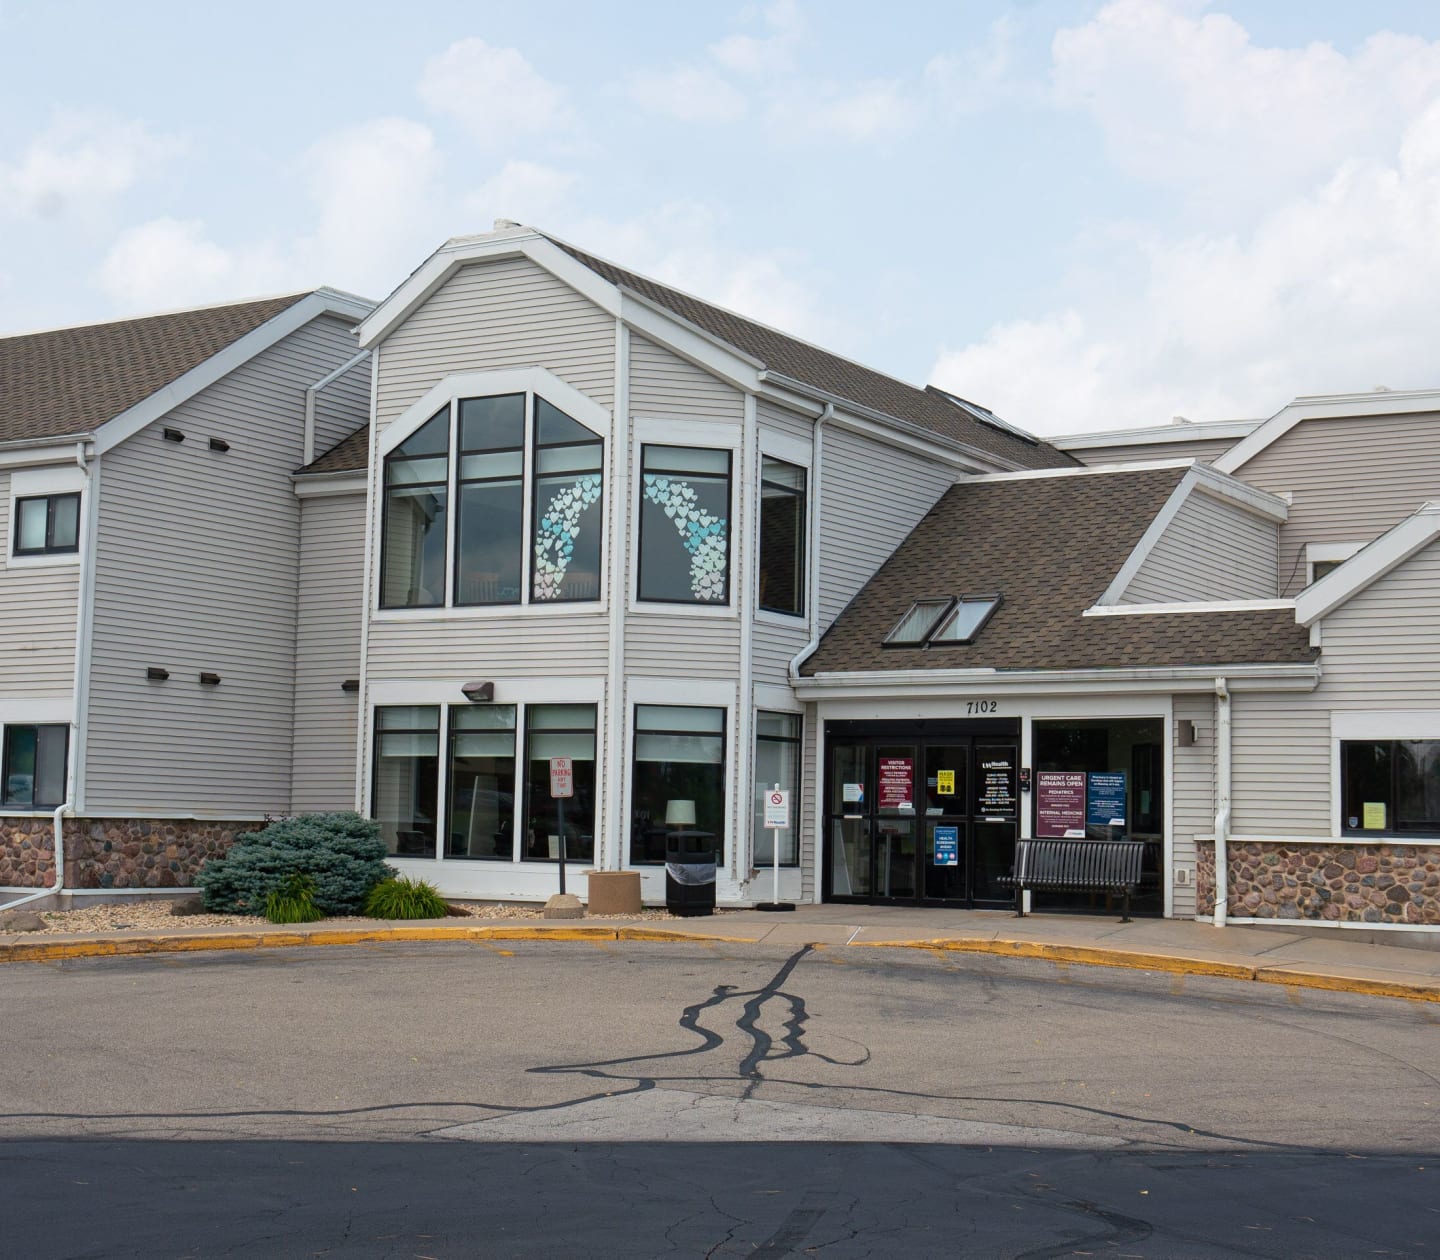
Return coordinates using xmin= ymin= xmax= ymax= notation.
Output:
xmin=826 ymin=730 xmax=1018 ymax=908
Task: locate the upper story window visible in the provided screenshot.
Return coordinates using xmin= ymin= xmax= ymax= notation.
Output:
xmin=13 ymin=493 xmax=80 ymax=558
xmin=380 ymin=392 xmax=604 ymax=610
xmin=638 ymin=445 xmax=731 ymax=605
xmin=758 ymin=458 xmax=806 ymax=617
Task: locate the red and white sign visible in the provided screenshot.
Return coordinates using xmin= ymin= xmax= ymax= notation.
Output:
xmin=549 ymin=756 xmax=574 ymax=798
xmin=763 ymin=789 xmax=790 ymax=830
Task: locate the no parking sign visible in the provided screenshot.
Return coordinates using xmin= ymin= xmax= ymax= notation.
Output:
xmin=764 ymin=789 xmax=790 ymax=830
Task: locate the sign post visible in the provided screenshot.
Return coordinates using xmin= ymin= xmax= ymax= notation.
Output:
xmin=757 ymin=784 xmax=795 ymax=912
xmin=549 ymin=756 xmax=573 ymax=895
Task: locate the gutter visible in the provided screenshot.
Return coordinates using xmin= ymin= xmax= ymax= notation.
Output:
xmin=788 ymin=404 xmax=834 ymax=683
xmin=1212 ymin=677 xmax=1232 ymax=928
xmin=303 ymin=350 xmax=370 ymax=467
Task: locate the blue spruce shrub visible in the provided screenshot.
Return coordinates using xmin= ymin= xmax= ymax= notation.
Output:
xmin=197 ymin=812 xmax=390 ymax=916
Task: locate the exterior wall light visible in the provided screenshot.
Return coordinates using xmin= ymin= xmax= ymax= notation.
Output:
xmin=340 ymin=679 xmax=360 ymax=693
xmin=1178 ymin=719 xmax=1198 ymax=747
xmin=461 ymin=680 xmax=495 ymax=702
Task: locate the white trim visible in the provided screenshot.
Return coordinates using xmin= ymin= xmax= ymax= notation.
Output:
xmin=736 ymin=391 xmax=758 ymax=882
xmin=292 ymin=473 xmax=366 ymax=498
xmin=1214 ymin=386 xmax=1440 ymax=475
xmin=620 ymin=291 xmax=762 ymax=393
xmin=92 ymin=290 xmax=372 ymax=456
xmin=604 ymin=319 xmax=630 ymax=871
xmin=353 ymin=349 xmax=381 ymax=813
xmin=0 ymin=442 xmax=95 ymax=470
xmin=1199 ymin=831 xmax=1440 ymax=848
xmin=1293 ymin=502 xmax=1440 ymax=626
xmin=1052 ymin=419 xmax=1260 ymax=450
xmin=376 ymin=367 xmax=610 ymax=458
xmin=956 ymin=457 xmax=1197 ymax=483
xmin=0 ymin=698 xmax=74 ymax=723
xmin=1332 ymin=711 xmax=1440 ymax=741
xmin=1084 ymin=599 xmax=1295 ymax=616
xmin=1306 ymin=541 xmax=1367 ymax=565
xmin=1187 ymin=463 xmax=1290 ymax=522
xmin=754 ymin=682 xmax=802 ymax=712
xmin=1094 ymin=473 xmax=1195 ymax=606
xmin=1216 ymin=915 xmax=1439 ymax=935
xmin=757 ymin=429 xmax=813 ymax=469
xmin=368 ymin=676 xmax=605 ymax=707
xmin=4 ymin=463 xmax=88 ymax=571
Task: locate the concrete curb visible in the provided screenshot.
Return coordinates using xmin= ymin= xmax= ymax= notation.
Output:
xmin=1 ymin=921 xmax=1436 ymax=1004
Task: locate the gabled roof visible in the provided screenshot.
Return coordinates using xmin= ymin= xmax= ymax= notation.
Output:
xmin=800 ymin=465 xmax=1315 ymax=677
xmin=0 ymin=289 xmax=373 ymax=449
xmin=1294 ymin=500 xmax=1440 ymax=626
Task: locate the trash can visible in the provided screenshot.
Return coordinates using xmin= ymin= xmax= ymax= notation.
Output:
xmin=664 ymin=831 xmax=716 ymax=917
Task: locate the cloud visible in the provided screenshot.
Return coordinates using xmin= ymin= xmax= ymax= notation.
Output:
xmin=932 ymin=100 xmax=1440 ymax=435
xmin=467 ymin=159 xmax=579 ymax=224
xmin=98 ymin=218 xmax=275 ymax=309
xmin=924 ymin=17 xmax=1026 ymax=115
xmin=0 ymin=111 xmax=181 ymax=220
xmin=417 ymin=39 xmax=570 ymax=142
xmin=769 ymin=80 xmax=919 ymax=142
xmin=710 ymin=0 xmax=803 ymax=75
xmin=625 ymin=64 xmax=748 ymax=124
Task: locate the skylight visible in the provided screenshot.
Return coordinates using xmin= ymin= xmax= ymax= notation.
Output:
xmin=930 ymin=388 xmax=1041 ymax=446
xmin=884 ymin=596 xmax=1002 ymax=648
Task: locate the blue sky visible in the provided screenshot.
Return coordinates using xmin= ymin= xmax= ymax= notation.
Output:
xmin=4 ymin=0 xmax=1440 ymax=435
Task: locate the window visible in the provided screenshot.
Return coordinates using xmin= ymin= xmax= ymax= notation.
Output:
xmin=380 ymin=392 xmax=604 ymax=610
xmin=1342 ymin=740 xmax=1440 ymax=835
xmin=13 ymin=493 xmax=80 ymax=557
xmin=884 ymin=596 xmax=1001 ymax=647
xmin=1309 ymin=560 xmax=1342 ymax=584
xmin=630 ymin=705 xmax=727 ymax=864
xmin=522 ymin=704 xmax=597 ymax=863
xmin=372 ymin=707 xmax=440 ymax=855
xmin=638 ymin=446 xmax=731 ymax=604
xmin=758 ymin=458 xmax=805 ymax=616
xmin=1 ymin=724 xmax=68 ymax=809
xmin=445 ymin=705 xmax=516 ymax=859
xmin=754 ymin=711 xmax=800 ymax=866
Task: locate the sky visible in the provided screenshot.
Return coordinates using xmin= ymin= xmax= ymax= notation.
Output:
xmin=4 ymin=0 xmax=1440 ymax=437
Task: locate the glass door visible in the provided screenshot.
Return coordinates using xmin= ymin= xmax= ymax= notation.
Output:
xmin=922 ymin=744 xmax=968 ymax=902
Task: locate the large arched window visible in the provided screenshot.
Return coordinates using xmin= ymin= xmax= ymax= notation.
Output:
xmin=379 ymin=388 xmax=605 ymax=610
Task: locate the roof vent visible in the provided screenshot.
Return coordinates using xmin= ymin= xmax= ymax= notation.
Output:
xmin=209 ymin=437 xmax=230 ymax=452
xmin=926 ymin=388 xmax=1040 ymax=445
xmin=493 ymin=219 xmax=523 ymax=231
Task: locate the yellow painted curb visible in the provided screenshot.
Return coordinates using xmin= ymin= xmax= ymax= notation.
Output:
xmin=1254 ymin=967 xmax=1440 ymax=1004
xmin=853 ymin=937 xmax=1259 ymax=982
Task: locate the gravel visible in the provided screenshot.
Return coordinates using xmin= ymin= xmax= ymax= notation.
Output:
xmin=25 ymin=900 xmax=699 ymax=936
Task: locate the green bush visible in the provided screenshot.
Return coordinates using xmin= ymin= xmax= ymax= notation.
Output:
xmin=365 ymin=875 xmax=449 ymax=920
xmin=265 ymin=873 xmax=324 ymax=924
xmin=197 ymin=812 xmax=390 ymax=916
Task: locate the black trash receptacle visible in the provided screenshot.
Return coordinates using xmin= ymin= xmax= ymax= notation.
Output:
xmin=665 ymin=832 xmax=716 ymax=917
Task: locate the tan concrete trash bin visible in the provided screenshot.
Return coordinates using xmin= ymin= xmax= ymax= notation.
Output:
xmin=586 ymin=870 xmax=643 ymax=915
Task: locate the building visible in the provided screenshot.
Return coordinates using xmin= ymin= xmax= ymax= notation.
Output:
xmin=3 ymin=224 xmax=1438 ymax=936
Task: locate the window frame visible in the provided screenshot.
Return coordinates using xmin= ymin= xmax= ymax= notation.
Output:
xmin=378 ymin=409 xmax=451 ymax=611
xmin=628 ymin=702 xmax=729 ymax=866
xmin=636 ymin=443 xmax=735 ymax=608
xmin=371 ymin=706 xmax=442 ymax=856
xmin=757 ymin=456 xmax=807 ymax=618
xmin=12 ymin=493 xmax=81 ymax=558
xmin=530 ymin=403 xmax=605 ymax=606
xmin=1 ymin=722 xmax=70 ymax=811
xmin=453 ymin=393 xmax=527 ymax=609
xmin=753 ymin=709 xmax=802 ymax=868
xmin=1341 ymin=738 xmax=1440 ymax=837
xmin=520 ymin=703 xmax=599 ymax=863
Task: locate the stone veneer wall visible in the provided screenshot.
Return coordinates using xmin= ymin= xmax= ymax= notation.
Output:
xmin=1198 ymin=839 xmax=1440 ymax=925
xmin=0 ymin=818 xmax=258 ymax=890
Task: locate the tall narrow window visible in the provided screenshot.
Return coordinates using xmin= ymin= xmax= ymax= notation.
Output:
xmin=373 ymin=706 xmax=440 ymax=856
xmin=523 ymin=704 xmax=598 ymax=863
xmin=630 ymin=705 xmax=727 ymax=864
xmin=1 ymin=724 xmax=68 ymax=809
xmin=532 ymin=401 xmax=604 ymax=602
xmin=455 ymin=394 xmax=525 ymax=606
xmin=381 ymin=409 xmax=449 ymax=608
xmin=446 ymin=706 xmax=517 ymax=860
xmin=754 ymin=711 xmax=801 ymax=866
xmin=14 ymin=493 xmax=80 ymax=557
xmin=758 ymin=458 xmax=805 ymax=616
xmin=638 ymin=446 xmax=731 ymax=604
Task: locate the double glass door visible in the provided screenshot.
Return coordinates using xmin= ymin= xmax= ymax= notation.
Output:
xmin=826 ymin=735 xmax=1019 ymax=907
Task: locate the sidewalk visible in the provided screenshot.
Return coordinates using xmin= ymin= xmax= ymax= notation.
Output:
xmin=3 ymin=904 xmax=1438 ymax=1002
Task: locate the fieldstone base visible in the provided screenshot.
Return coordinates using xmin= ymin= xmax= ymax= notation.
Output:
xmin=0 ymin=817 xmax=257 ymax=890
xmin=1198 ymin=839 xmax=1440 ymax=925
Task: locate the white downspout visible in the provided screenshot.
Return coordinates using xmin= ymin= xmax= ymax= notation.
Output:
xmin=303 ymin=351 xmax=370 ymax=467
xmin=1212 ymin=676 xmax=1231 ymax=928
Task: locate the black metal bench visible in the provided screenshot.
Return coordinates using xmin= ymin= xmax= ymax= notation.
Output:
xmin=1005 ymin=838 xmax=1146 ymax=922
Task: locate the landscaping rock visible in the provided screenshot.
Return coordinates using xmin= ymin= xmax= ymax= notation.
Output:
xmin=542 ymin=893 xmax=584 ymax=920
xmin=0 ymin=910 xmax=47 ymax=932
xmin=169 ymin=896 xmax=207 ymax=916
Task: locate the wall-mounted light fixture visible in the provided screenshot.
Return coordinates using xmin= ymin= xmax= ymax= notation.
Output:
xmin=162 ymin=427 xmax=185 ymax=443
xmin=208 ymin=437 xmax=230 ymax=453
xmin=340 ymin=679 xmax=360 ymax=693
xmin=199 ymin=672 xmax=221 ymax=686
xmin=146 ymin=666 xmax=170 ymax=681
xmin=461 ymin=680 xmax=495 ymax=703
xmin=1177 ymin=719 xmax=1198 ymax=747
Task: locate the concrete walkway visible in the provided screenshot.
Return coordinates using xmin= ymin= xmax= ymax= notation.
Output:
xmin=3 ymin=904 xmax=1438 ymax=1002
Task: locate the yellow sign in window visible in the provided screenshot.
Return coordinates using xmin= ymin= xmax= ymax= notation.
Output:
xmin=1362 ymin=802 xmax=1387 ymax=830
xmin=936 ymin=769 xmax=956 ymax=796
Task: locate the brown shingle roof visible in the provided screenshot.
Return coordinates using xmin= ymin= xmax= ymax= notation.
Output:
xmin=0 ymin=293 xmax=310 ymax=445
xmin=546 ymin=238 xmax=1077 ymax=472
xmin=301 ymin=424 xmax=369 ymax=475
xmin=800 ymin=466 xmax=1316 ymax=675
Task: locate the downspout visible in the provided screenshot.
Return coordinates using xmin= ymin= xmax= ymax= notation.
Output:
xmin=2 ymin=443 xmax=90 ymax=910
xmin=1212 ymin=676 xmax=1231 ymax=928
xmin=303 ymin=351 xmax=370 ymax=467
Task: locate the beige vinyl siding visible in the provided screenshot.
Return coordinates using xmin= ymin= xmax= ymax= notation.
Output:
xmin=1069 ymin=436 xmax=1237 ymax=466
xmin=374 ymin=257 xmax=615 ymax=434
xmin=367 ymin=614 xmax=611 ymax=682
xmin=1122 ymin=489 xmax=1278 ymax=603
xmin=817 ymin=427 xmax=955 ymax=628
xmin=83 ymin=315 xmax=362 ymax=815
xmin=752 ymin=400 xmax=815 ymax=685
xmin=1233 ymin=411 xmax=1440 ymax=596
xmin=0 ymin=470 xmax=78 ymax=701
xmin=630 ymin=335 xmax=744 ymax=422
xmin=753 ymin=620 xmax=808 ymax=685
xmin=758 ymin=398 xmax=813 ymax=446
xmin=1229 ymin=694 xmax=1332 ymax=835
xmin=312 ymin=354 xmax=370 ymax=459
xmin=291 ymin=493 xmax=365 ymax=812
xmin=1170 ymin=692 xmax=1214 ymax=918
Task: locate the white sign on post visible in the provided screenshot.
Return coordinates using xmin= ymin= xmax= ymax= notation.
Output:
xmin=764 ymin=789 xmax=790 ymax=830
xmin=549 ymin=756 xmax=574 ymax=799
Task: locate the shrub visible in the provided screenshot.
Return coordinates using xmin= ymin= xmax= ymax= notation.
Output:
xmin=365 ymin=875 xmax=449 ymax=920
xmin=265 ymin=874 xmax=324 ymax=925
xmin=197 ymin=812 xmax=389 ymax=916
